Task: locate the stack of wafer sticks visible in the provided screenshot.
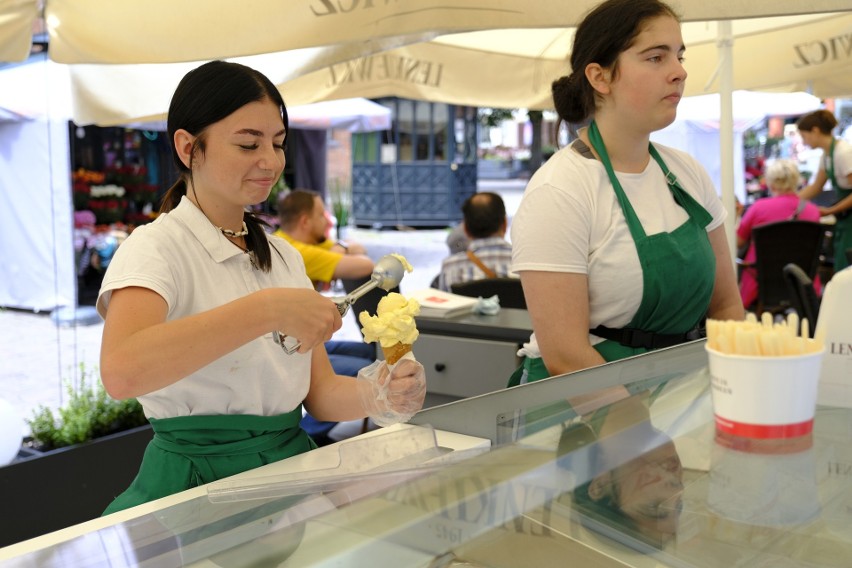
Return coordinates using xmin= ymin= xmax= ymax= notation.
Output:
xmin=706 ymin=313 xmax=824 ymax=356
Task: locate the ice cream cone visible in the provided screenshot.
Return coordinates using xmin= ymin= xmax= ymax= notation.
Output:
xmin=383 ymin=342 xmax=413 ymax=365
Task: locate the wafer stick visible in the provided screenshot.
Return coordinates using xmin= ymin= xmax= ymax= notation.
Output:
xmin=706 ymin=316 xmax=823 ymax=356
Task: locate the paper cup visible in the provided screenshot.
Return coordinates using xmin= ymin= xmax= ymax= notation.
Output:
xmin=706 ymin=346 xmax=825 ymax=440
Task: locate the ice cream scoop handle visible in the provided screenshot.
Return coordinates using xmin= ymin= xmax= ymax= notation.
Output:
xmin=274 ymin=292 xmax=368 ymax=355
xmin=273 ymin=330 xmax=302 ymax=355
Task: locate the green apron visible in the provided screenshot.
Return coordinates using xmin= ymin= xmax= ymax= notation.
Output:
xmin=826 ymin=138 xmax=852 ymax=272
xmin=509 ymin=121 xmax=715 ymax=387
xmin=103 ymin=408 xmax=315 ymax=515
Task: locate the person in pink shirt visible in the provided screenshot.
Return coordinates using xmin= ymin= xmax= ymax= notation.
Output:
xmin=737 ymin=159 xmax=822 ymax=310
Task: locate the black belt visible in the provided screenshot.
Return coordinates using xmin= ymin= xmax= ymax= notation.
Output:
xmin=591 ymin=325 xmax=705 ymax=350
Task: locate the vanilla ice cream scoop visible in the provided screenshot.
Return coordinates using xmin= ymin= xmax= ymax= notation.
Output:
xmin=359 ymin=292 xmax=420 ymax=355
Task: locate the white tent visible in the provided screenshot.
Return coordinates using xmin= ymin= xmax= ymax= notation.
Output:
xmin=0 ymin=60 xmax=73 ymax=311
xmin=651 ymin=91 xmax=823 ymax=205
xmin=123 ymin=98 xmax=391 ymax=134
xmin=289 ymin=98 xmax=391 ymax=132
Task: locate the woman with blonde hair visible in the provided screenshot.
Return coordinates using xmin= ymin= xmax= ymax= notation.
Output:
xmin=736 ymin=159 xmax=822 ymax=309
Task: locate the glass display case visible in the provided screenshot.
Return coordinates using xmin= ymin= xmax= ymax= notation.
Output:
xmin=3 ymin=340 xmax=850 ymax=567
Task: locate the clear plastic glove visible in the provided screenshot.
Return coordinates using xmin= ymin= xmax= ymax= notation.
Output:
xmin=356 ymin=356 xmax=426 ymax=427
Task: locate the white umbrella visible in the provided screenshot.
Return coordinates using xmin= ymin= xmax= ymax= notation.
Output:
xmin=35 ymin=0 xmax=852 ymax=64
xmin=0 ymin=0 xmax=38 ymax=63
xmin=56 ymin=11 xmax=852 ymax=126
xmin=4 ymin=0 xmax=850 ymax=66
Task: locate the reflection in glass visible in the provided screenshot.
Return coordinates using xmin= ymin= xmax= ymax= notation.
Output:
xmin=558 ymin=393 xmax=685 ymax=550
xmin=707 ymin=439 xmax=819 ymax=527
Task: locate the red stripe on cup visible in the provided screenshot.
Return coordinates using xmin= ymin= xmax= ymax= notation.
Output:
xmin=714 ymin=415 xmax=814 ymax=439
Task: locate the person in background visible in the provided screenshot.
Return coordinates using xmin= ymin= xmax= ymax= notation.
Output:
xmin=796 ymin=109 xmax=852 ymax=272
xmin=96 ymin=60 xmax=425 ymax=513
xmin=445 ymin=223 xmax=470 ymax=255
xmin=275 ymin=189 xmax=374 ymax=287
xmin=437 ymin=192 xmax=516 ymax=291
xmin=737 ymin=159 xmax=822 ymax=310
xmin=509 ymin=0 xmax=743 ymax=386
xmin=275 ymin=189 xmax=380 ymax=444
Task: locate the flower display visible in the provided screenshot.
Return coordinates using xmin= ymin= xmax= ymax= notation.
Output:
xmin=71 ymin=164 xmax=159 ymax=226
xmin=71 ymin=168 xmax=104 ymax=210
xmin=89 ymin=184 xmax=126 ymax=199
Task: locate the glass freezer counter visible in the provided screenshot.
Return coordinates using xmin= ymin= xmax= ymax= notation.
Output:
xmin=3 ymin=340 xmax=851 ymax=567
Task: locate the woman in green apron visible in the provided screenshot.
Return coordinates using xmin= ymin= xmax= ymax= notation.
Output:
xmin=509 ymin=0 xmax=744 ymax=387
xmin=97 ymin=61 xmax=426 ymax=515
xmin=796 ymin=109 xmax=852 ymax=273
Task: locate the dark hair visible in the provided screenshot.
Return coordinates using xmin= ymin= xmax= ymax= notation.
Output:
xmin=462 ymin=192 xmax=506 ymax=239
xmin=796 ymin=109 xmax=838 ymax=135
xmin=277 ymin=189 xmax=321 ymax=229
xmin=551 ymin=0 xmax=680 ymax=125
xmin=160 ymin=60 xmax=289 ymax=272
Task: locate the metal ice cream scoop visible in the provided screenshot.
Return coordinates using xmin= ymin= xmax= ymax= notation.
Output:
xmin=274 ymin=254 xmax=407 ymax=354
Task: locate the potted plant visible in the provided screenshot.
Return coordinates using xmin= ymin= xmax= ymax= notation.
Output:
xmin=0 ymin=364 xmax=153 ymax=547
xmin=26 ymin=364 xmax=148 ymax=451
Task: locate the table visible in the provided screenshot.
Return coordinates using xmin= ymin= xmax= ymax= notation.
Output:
xmin=415 ymin=308 xmax=532 ymax=406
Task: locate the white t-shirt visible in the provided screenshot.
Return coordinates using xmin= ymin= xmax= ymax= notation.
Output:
xmin=98 ymin=196 xmax=314 ymax=419
xmin=827 ymin=138 xmax=852 ymax=190
xmin=511 ymin=140 xmax=726 ymax=358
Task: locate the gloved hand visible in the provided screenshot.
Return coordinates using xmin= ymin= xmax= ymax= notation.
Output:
xmin=356 ymin=356 xmax=426 ymax=427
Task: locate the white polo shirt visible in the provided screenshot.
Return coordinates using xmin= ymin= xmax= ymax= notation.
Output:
xmin=98 ymin=196 xmax=314 ymax=419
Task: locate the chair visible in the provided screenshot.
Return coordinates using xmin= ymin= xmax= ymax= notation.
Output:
xmin=782 ymin=263 xmax=820 ymax=335
xmin=451 ymin=277 xmax=527 ymax=309
xmin=747 ymin=220 xmax=824 ymax=316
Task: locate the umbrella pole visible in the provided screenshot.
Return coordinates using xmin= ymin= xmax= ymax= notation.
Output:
xmin=717 ymin=20 xmax=738 ymax=269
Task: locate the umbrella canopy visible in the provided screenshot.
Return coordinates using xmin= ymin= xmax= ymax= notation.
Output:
xmin=0 ymin=0 xmax=38 ymax=63
xmin=34 ymin=0 xmax=852 ymax=65
xmin=46 ymin=10 xmax=852 ymax=127
xmin=274 ymin=12 xmax=852 ymax=109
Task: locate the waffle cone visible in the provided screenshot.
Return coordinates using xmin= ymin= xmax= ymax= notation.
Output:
xmin=382 ymin=342 xmax=413 ymax=365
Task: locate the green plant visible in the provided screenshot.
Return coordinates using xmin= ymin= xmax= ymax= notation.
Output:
xmin=328 ymin=178 xmax=352 ymax=240
xmin=27 ymin=364 xmax=147 ymax=450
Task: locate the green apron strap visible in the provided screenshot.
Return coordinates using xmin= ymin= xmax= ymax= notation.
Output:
xmin=588 ymin=122 xmax=647 ymax=242
xmin=648 ymin=144 xmax=713 ymax=228
xmin=825 ymin=138 xmax=852 ymax=271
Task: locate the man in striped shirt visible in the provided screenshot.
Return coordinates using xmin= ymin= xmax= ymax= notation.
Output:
xmin=437 ymin=192 xmax=516 ymax=291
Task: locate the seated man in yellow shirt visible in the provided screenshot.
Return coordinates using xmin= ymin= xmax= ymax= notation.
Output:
xmin=275 ymin=189 xmax=375 ymax=287
xmin=275 ymin=189 xmax=381 ymax=444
